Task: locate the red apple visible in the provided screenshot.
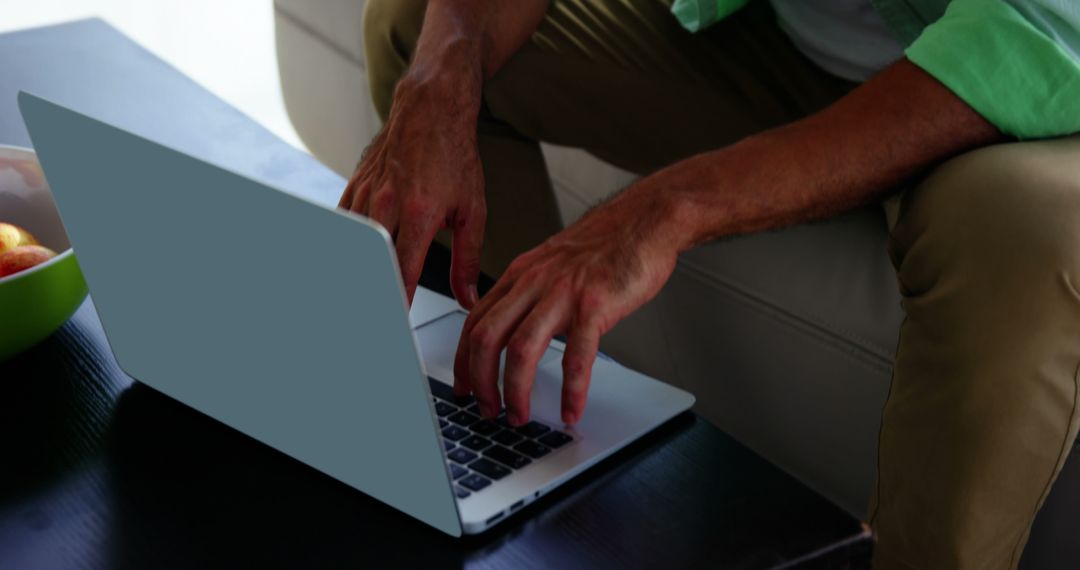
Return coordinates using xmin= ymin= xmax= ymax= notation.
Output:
xmin=0 ymin=245 xmax=57 ymax=278
xmin=0 ymin=222 xmax=40 ymax=254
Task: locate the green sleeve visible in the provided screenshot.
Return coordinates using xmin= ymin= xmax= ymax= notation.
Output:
xmin=670 ymin=0 xmax=749 ymax=33
xmin=905 ymin=0 xmax=1080 ymax=139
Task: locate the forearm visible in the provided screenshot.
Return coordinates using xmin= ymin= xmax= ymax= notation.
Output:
xmin=396 ymin=0 xmax=549 ymax=126
xmin=625 ymin=59 xmax=1005 ymax=253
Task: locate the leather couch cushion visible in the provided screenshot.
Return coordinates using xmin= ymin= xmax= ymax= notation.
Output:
xmin=275 ymin=0 xmax=368 ymax=68
xmin=681 ymin=207 xmax=903 ymax=364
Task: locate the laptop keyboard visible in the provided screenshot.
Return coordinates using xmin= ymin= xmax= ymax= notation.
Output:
xmin=428 ymin=377 xmax=574 ymax=500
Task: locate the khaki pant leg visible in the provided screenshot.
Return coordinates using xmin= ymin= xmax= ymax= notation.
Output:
xmin=485 ymin=0 xmax=854 ymax=175
xmin=872 ymin=136 xmax=1080 ymax=569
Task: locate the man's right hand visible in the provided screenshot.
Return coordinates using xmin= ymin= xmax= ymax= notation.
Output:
xmin=338 ymin=74 xmax=486 ymax=308
xmin=337 ymin=0 xmax=550 ymax=309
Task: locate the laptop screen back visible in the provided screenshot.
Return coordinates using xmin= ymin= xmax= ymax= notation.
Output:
xmin=19 ymin=92 xmax=462 ymax=536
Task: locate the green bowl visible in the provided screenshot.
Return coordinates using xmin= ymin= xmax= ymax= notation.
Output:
xmin=0 ymin=145 xmax=88 ymax=361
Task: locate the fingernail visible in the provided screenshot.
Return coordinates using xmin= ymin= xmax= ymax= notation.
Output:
xmin=467 ymin=284 xmax=479 ymax=307
xmin=562 ymin=410 xmax=577 ymax=425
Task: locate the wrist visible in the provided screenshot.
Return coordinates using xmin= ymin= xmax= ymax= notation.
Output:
xmin=619 ymin=175 xmax=707 ymax=257
xmin=396 ymin=36 xmax=484 ymax=126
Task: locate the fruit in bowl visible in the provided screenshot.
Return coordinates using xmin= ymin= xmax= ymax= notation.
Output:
xmin=1 ymin=243 xmax=58 ymax=278
xmin=0 ymin=145 xmax=88 ymax=361
xmin=0 ymin=221 xmax=41 ymax=251
xmin=0 ymin=222 xmax=58 ymax=278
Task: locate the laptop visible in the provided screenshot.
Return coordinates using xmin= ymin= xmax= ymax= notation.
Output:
xmin=18 ymin=92 xmax=695 ymax=535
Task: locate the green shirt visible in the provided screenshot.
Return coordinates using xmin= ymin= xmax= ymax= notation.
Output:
xmin=670 ymin=0 xmax=1080 ymax=139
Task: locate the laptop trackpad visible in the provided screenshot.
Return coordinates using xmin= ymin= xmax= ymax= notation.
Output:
xmin=414 ymin=311 xmax=562 ymax=383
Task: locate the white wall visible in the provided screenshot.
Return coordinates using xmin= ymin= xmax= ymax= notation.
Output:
xmin=0 ymin=0 xmax=304 ymax=149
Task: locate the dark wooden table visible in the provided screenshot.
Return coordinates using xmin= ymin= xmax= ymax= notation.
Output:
xmin=0 ymin=19 xmax=869 ymax=569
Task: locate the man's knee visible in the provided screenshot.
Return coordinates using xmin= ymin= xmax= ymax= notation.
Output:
xmin=363 ymin=0 xmax=428 ymax=119
xmin=892 ymin=138 xmax=1080 ymax=292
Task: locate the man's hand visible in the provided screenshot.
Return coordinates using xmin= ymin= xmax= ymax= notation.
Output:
xmin=453 ymin=189 xmax=684 ymax=425
xmin=337 ymin=0 xmax=549 ymax=306
xmin=339 ymin=75 xmax=485 ymax=307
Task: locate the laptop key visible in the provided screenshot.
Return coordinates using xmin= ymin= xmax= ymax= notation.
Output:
xmin=428 ymin=377 xmax=475 ymax=407
xmin=439 ymin=419 xmax=448 ymax=429
xmin=427 ymin=377 xmax=457 ymax=401
xmin=460 ymin=435 xmax=493 ymax=452
xmin=442 ymin=425 xmax=469 ymax=441
xmin=470 ymin=419 xmax=500 ymax=436
xmin=460 ymin=473 xmax=491 ymax=492
xmin=516 ymin=421 xmax=551 ymax=439
xmin=491 ymin=430 xmax=524 ymax=446
xmin=448 ymin=448 xmax=478 ymax=464
xmin=513 ymin=440 xmax=552 ymax=459
xmin=537 ymin=431 xmax=573 ymax=449
xmin=448 ymin=463 xmax=468 ymax=480
xmin=455 ymin=487 xmax=472 ymax=499
xmin=427 ymin=377 xmax=475 ymax=405
xmin=448 ymin=411 xmax=480 ymax=427
xmin=468 ymin=458 xmax=511 ymax=480
xmin=483 ymin=445 xmax=532 ymax=470
xmin=434 ymin=402 xmax=457 ymax=417
xmin=443 ymin=439 xmax=456 ymax=452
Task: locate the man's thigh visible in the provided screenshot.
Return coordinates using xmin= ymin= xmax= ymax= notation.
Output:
xmin=874 ymin=136 xmax=1080 ymax=568
xmin=484 ymin=0 xmax=855 ymax=175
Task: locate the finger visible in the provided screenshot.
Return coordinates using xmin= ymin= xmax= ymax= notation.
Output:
xmin=467 ymin=280 xmax=541 ymax=418
xmin=452 ymin=271 xmax=519 ymax=398
xmin=351 ymin=179 xmax=373 ymax=216
xmin=395 ymin=212 xmax=440 ymax=305
xmin=368 ymin=184 xmax=399 ymax=237
xmin=449 ymin=200 xmax=485 ymax=309
xmin=340 ymin=145 xmax=382 ymax=210
xmin=452 ymin=265 xmax=520 ymax=373
xmin=340 ymin=176 xmax=370 ymax=212
xmin=502 ymin=291 xmax=572 ymax=426
xmin=338 ymin=175 xmax=358 ymax=209
xmin=561 ymin=315 xmax=602 ymax=425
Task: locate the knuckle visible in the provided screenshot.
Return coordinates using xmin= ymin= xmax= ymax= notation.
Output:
xmin=462 ymin=313 xmax=481 ymax=334
xmin=462 ymin=313 xmax=479 ymax=336
xmin=506 ymin=336 xmax=534 ymax=365
xmin=401 ymin=196 xmax=430 ymax=221
xmin=371 ymin=188 xmax=396 ymax=211
xmin=550 ymin=276 xmax=573 ymax=295
xmin=563 ymin=356 xmax=588 ymax=379
xmin=521 ymin=265 xmax=547 ymax=284
xmin=469 ymin=326 xmax=494 ymax=351
xmin=454 ymin=256 xmax=481 ymax=276
xmin=578 ymin=287 xmax=607 ymax=314
xmin=505 ymin=257 xmax=529 ymax=277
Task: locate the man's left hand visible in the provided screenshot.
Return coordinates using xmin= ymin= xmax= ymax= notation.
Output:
xmin=452 ymin=188 xmax=683 ymax=426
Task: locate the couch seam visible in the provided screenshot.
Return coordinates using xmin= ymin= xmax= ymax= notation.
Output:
xmin=675 ymin=259 xmax=896 ymax=373
xmin=275 ymin=4 xmax=367 ymax=70
xmin=679 ymin=256 xmax=898 ymax=363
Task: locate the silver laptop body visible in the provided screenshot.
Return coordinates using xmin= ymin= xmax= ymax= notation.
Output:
xmin=19 ymin=92 xmax=695 ymax=535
